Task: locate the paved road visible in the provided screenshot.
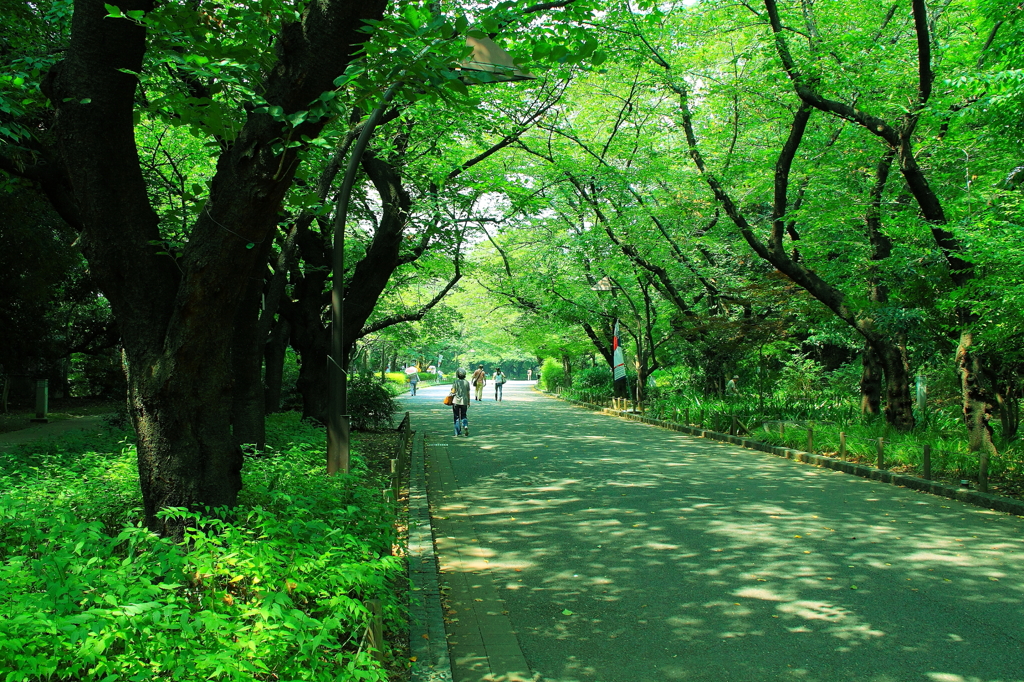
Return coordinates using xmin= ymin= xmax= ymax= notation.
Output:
xmin=0 ymin=414 xmax=109 ymax=451
xmin=405 ymin=381 xmax=1024 ymax=682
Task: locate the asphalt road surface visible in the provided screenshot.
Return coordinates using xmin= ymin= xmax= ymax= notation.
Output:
xmin=405 ymin=380 xmax=1024 ymax=682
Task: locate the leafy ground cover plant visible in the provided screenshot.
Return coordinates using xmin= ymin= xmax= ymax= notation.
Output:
xmin=0 ymin=413 xmax=404 ymax=681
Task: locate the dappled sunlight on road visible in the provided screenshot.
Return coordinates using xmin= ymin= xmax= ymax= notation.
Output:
xmin=408 ymin=384 xmax=1024 ymax=682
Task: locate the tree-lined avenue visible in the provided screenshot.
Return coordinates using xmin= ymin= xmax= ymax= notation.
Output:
xmin=408 ymin=382 xmax=1024 ymax=682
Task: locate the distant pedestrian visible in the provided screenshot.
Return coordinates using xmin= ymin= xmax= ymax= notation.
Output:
xmin=437 ymin=369 xmax=445 ymax=383
xmin=527 ymin=368 xmax=532 ymax=381
xmin=492 ymin=368 xmax=506 ymax=401
xmin=408 ymin=369 xmax=420 ymax=396
xmin=450 ymin=368 xmax=471 ymax=437
xmin=726 ymin=375 xmax=740 ymax=396
xmin=471 ymin=365 xmax=487 ymax=401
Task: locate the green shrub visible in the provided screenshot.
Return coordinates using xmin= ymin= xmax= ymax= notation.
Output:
xmin=347 ymin=374 xmax=398 ymax=431
xmin=540 ymin=357 xmax=565 ymax=391
xmin=573 ymin=366 xmax=613 ymax=391
xmin=0 ymin=413 xmax=403 ymax=682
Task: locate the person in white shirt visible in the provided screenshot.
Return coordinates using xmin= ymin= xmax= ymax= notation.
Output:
xmin=492 ymin=368 xmax=506 ymax=401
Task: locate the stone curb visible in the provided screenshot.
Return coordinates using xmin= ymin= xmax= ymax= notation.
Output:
xmin=550 ymin=393 xmax=1024 ymax=518
xmin=408 ymin=430 xmax=454 ymax=682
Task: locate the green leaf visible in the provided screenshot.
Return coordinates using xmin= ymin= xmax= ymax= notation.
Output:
xmin=447 ymin=79 xmax=469 ymax=97
xmin=245 ymin=243 xmax=255 ymax=249
xmin=561 ymin=609 xmax=573 ymax=615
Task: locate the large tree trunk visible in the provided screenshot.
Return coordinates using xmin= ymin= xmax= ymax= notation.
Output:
xmin=264 ymin=315 xmax=290 ymax=414
xmin=231 ymin=256 xmax=269 ymax=451
xmin=39 ymin=0 xmax=387 ymax=536
xmin=957 ymin=332 xmax=998 ymax=491
xmin=860 ymin=343 xmax=882 ymax=416
xmin=877 ymin=341 xmax=915 ymax=432
xmin=996 ymin=367 xmax=1020 ymax=443
xmin=288 ymin=266 xmax=330 ymax=424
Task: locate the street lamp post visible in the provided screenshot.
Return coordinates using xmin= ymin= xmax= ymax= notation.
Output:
xmin=326 ymin=37 xmax=533 ymax=474
xmin=592 ymin=276 xmax=626 ymax=399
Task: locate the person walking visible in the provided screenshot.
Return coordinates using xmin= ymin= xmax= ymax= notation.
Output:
xmin=471 ymin=365 xmax=487 ymax=401
xmin=408 ymin=369 xmax=420 ymax=396
xmin=725 ymin=375 xmax=740 ymax=397
xmin=450 ymin=368 xmax=471 ymax=437
xmin=527 ymin=368 xmax=532 ymax=382
xmin=492 ymin=367 xmax=506 ymax=401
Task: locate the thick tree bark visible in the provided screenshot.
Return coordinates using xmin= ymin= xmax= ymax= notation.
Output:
xmin=996 ymin=380 xmax=1020 ymax=443
xmin=40 ymin=0 xmax=387 ymax=535
xmin=958 ymin=332 xmax=997 ymax=491
xmin=288 ymin=259 xmax=330 ymax=423
xmin=877 ymin=341 xmax=914 ymax=431
xmin=231 ymin=252 xmax=269 ymax=451
xmin=263 ymin=315 xmax=290 ymax=414
xmin=860 ymin=343 xmax=882 ymax=416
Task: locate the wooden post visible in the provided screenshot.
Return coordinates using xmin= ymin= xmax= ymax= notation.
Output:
xmin=839 ymin=432 xmax=847 ymax=459
xmin=685 ymin=408 xmax=690 ymax=425
xmin=367 ymin=599 xmax=384 ymax=663
xmin=780 ymin=421 xmax=785 ymax=437
xmin=923 ymin=444 xmax=931 ymax=480
xmin=806 ymin=425 xmax=813 ymax=453
xmin=876 ymin=438 xmax=884 ymax=469
xmin=390 ymin=458 xmax=399 ymax=505
xmin=731 ymin=416 xmax=738 ymax=436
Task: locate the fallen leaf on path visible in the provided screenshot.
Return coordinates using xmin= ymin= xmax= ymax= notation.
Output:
xmin=562 ymin=609 xmax=574 ymax=616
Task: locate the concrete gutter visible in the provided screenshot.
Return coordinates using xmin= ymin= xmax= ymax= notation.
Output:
xmin=553 ymin=394 xmax=1024 ymax=518
xmin=408 ymin=430 xmax=454 ymax=682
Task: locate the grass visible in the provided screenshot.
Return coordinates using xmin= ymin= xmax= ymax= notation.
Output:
xmin=0 ymin=412 xmax=407 ymax=681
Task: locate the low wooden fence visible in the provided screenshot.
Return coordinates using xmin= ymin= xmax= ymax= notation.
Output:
xmin=364 ymin=410 xmax=413 ymax=663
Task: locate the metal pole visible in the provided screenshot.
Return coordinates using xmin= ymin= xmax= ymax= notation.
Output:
xmin=328 ymin=81 xmax=402 ymax=475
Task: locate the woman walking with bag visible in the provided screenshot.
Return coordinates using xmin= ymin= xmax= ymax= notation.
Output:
xmin=450 ymin=368 xmax=472 ymax=437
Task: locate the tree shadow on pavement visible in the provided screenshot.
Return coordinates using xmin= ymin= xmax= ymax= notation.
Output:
xmin=420 ymin=387 xmax=1024 ymax=682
